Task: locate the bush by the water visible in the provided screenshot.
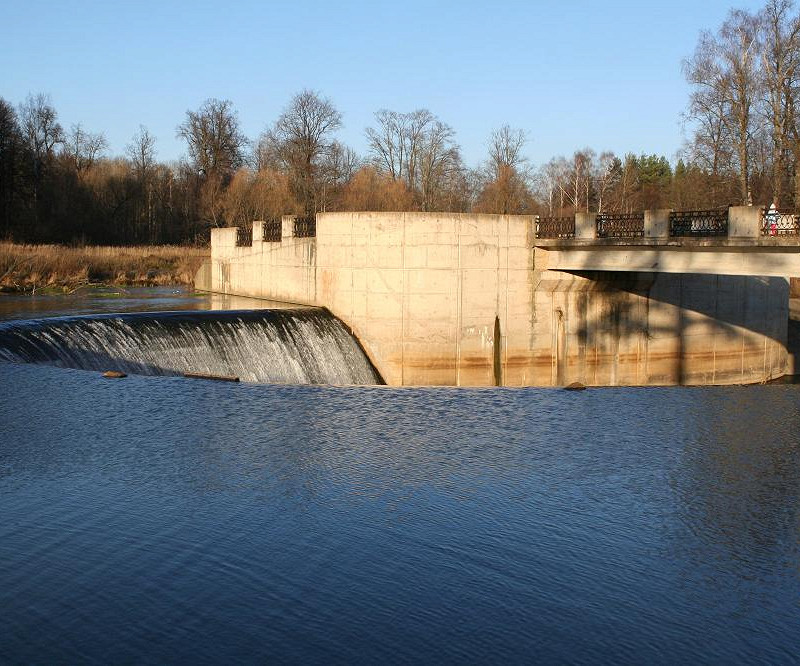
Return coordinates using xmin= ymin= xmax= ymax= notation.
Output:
xmin=0 ymin=242 xmax=208 ymax=293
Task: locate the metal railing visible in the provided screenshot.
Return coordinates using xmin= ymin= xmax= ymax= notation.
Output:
xmin=669 ymin=209 xmax=728 ymax=237
xmin=536 ymin=216 xmax=575 ymax=239
xmin=262 ymin=218 xmax=282 ymax=242
xmin=293 ymin=215 xmax=316 ymax=238
xmin=236 ymin=226 xmax=252 ymax=247
xmin=596 ymin=212 xmax=644 ymax=238
xmin=761 ymin=208 xmax=800 ymax=236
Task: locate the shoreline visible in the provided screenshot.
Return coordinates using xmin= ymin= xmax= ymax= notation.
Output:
xmin=0 ymin=278 xmax=193 ymax=295
xmin=0 ymin=242 xmax=208 ymax=294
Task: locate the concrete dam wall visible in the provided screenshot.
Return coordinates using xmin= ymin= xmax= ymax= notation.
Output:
xmin=202 ymin=212 xmax=789 ymax=386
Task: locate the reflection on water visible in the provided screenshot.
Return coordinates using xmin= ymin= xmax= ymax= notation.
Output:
xmin=670 ymin=393 xmax=800 ymax=585
xmin=1 ymin=363 xmax=800 ymax=662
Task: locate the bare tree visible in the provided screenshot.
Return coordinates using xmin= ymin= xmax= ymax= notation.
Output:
xmin=366 ymin=108 xmax=462 ymax=210
xmin=263 ymin=89 xmax=343 ymax=214
xmin=535 ymin=158 xmax=563 ymax=215
xmin=569 ymin=149 xmax=594 ymax=213
xmin=759 ymin=0 xmax=800 ymax=205
xmin=475 ymin=125 xmax=531 ymax=214
xmin=177 ymin=99 xmax=247 ymax=227
xmin=681 ymin=88 xmax=732 ymax=205
xmin=17 ymin=93 xmax=63 ymax=226
xmin=177 ymin=98 xmax=247 ymax=179
xmin=318 ymin=140 xmax=360 ymax=211
xmin=321 ymin=141 xmax=360 ymax=187
xmin=126 ymin=125 xmax=157 ymax=179
xmin=418 ymin=118 xmax=462 ymax=211
xmin=18 ymin=93 xmax=63 ymax=173
xmin=488 ymin=125 xmax=527 ymax=174
xmin=685 ymin=9 xmax=762 ymax=203
xmin=65 ymin=123 xmax=107 ymax=173
xmin=125 ymin=125 xmax=159 ymax=241
xmin=366 ymin=110 xmax=407 ymax=180
xmin=594 ymin=151 xmax=620 ymax=213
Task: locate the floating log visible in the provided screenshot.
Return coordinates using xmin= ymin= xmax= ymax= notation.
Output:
xmin=102 ymin=370 xmax=127 ymax=378
xmin=184 ymin=372 xmax=240 ymax=382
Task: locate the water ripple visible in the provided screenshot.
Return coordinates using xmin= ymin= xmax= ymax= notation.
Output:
xmin=2 ymin=365 xmax=800 ymax=662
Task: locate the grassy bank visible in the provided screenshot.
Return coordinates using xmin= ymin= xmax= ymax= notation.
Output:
xmin=0 ymin=242 xmax=209 ymax=293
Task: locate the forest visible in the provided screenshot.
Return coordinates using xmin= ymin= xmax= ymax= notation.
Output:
xmin=1 ymin=0 xmax=799 ymax=246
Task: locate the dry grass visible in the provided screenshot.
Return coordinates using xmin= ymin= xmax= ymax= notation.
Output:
xmin=0 ymin=242 xmax=209 ymax=293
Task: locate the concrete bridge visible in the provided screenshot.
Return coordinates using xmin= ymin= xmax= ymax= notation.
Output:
xmin=536 ymin=207 xmax=800 ymax=277
xmin=197 ymin=207 xmax=800 ymax=387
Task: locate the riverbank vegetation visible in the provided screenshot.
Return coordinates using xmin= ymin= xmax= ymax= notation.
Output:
xmin=0 ymin=243 xmax=207 ymax=293
xmin=0 ymin=0 xmax=798 ymax=247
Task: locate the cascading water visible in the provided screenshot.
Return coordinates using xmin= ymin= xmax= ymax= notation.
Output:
xmin=0 ymin=308 xmax=383 ymax=385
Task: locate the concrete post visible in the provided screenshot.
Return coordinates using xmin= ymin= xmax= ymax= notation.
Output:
xmin=728 ymin=206 xmax=762 ymax=238
xmin=252 ymin=220 xmax=264 ymax=246
xmin=281 ymin=214 xmax=294 ymax=240
xmin=645 ymin=209 xmax=671 ymax=240
xmin=575 ymin=213 xmax=597 ymax=240
xmin=211 ymin=227 xmax=237 ymax=250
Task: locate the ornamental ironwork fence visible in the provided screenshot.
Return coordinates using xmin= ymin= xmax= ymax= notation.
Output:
xmin=596 ymin=212 xmax=644 ymax=238
xmin=236 ymin=226 xmax=252 ymax=247
xmin=262 ymin=218 xmax=282 ymax=242
xmin=536 ymin=216 xmax=575 ymax=239
xmin=293 ymin=215 xmax=316 ymax=238
xmin=761 ymin=208 xmax=800 ymax=236
xmin=669 ymin=209 xmax=728 ymax=237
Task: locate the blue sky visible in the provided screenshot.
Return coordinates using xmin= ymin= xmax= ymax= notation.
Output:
xmin=1 ymin=0 xmax=765 ymax=169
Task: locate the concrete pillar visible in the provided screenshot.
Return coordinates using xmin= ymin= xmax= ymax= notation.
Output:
xmin=575 ymin=213 xmax=597 ymax=240
xmin=211 ymin=227 xmax=237 ymax=250
xmin=645 ymin=209 xmax=671 ymax=239
xmin=728 ymin=206 xmax=762 ymax=238
xmin=252 ymin=220 xmax=264 ymax=246
xmin=210 ymin=227 xmax=225 ymax=250
xmin=281 ymin=215 xmax=294 ymax=240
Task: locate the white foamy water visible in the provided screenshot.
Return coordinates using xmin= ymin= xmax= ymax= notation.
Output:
xmin=0 ymin=309 xmax=382 ymax=385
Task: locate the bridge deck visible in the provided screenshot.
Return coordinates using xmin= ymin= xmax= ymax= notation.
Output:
xmin=534 ymin=239 xmax=800 ymax=277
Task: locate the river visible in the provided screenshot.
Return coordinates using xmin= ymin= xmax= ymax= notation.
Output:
xmin=1 ymin=287 xmax=799 ymax=663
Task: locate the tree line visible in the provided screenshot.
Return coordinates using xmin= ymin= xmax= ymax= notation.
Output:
xmin=683 ymin=0 xmax=800 ymax=209
xmin=1 ymin=0 xmax=799 ymax=246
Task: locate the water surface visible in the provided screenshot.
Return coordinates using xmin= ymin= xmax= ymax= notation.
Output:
xmin=0 ymin=286 xmax=292 ymax=321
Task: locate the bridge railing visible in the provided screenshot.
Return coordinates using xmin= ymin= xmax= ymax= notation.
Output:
xmin=596 ymin=212 xmax=644 ymax=238
xmin=262 ymin=218 xmax=282 ymax=242
xmin=536 ymin=216 xmax=575 ymax=238
xmin=293 ymin=215 xmax=316 ymax=238
xmin=236 ymin=226 xmax=253 ymax=247
xmin=760 ymin=208 xmax=800 ymax=236
xmin=668 ymin=209 xmax=728 ymax=237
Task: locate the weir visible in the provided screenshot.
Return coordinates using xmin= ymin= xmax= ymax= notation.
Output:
xmin=0 ymin=309 xmax=382 ymax=385
xmin=199 ymin=211 xmax=798 ymax=387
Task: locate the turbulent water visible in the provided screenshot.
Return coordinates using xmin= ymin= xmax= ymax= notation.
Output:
xmin=0 ymin=308 xmax=382 ymax=385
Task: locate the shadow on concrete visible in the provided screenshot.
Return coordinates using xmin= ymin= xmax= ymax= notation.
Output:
xmin=556 ymin=271 xmax=787 ymax=385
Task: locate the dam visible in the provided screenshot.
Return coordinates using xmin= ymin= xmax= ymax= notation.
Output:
xmin=198 ymin=208 xmax=800 ymax=387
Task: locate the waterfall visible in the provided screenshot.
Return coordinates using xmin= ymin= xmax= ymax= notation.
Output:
xmin=0 ymin=308 xmax=383 ymax=385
